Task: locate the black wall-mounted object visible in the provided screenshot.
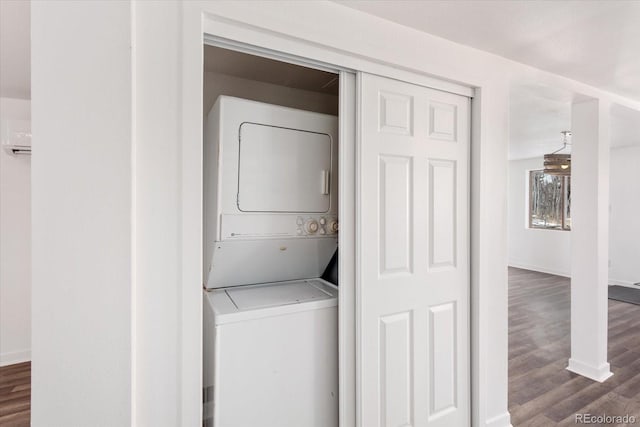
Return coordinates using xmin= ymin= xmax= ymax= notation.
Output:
xmin=322 ymin=249 xmax=338 ymax=286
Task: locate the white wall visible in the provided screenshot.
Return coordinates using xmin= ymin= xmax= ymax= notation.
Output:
xmin=508 ymin=157 xmax=571 ymax=276
xmin=31 ymin=2 xmax=131 ymax=425
xmin=0 ymin=97 xmax=31 ymax=366
xmin=609 ymin=146 xmax=640 ymax=286
xmin=203 ymin=71 xmax=338 ymax=117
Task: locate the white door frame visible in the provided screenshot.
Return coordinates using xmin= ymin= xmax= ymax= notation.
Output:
xmin=175 ymin=5 xmax=500 ymax=427
xmin=199 ymin=22 xmax=472 ymax=427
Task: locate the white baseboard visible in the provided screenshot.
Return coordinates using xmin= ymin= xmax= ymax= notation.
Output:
xmin=567 ymin=358 xmax=613 ymax=383
xmin=485 ymin=411 xmax=512 ymax=427
xmin=0 ymin=349 xmax=31 ymax=367
xmin=507 ymin=261 xmax=570 ymax=278
xmin=609 ymin=278 xmax=640 ymax=289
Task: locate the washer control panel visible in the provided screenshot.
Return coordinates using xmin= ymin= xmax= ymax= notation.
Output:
xmin=296 ymin=216 xmax=338 ymax=236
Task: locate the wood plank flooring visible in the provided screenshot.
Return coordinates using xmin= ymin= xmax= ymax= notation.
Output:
xmin=0 ymin=361 xmax=30 ymax=427
xmin=509 ymin=267 xmax=640 ymax=426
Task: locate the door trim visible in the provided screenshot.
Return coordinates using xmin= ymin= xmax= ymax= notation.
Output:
xmin=202 ymin=14 xmax=473 ymax=98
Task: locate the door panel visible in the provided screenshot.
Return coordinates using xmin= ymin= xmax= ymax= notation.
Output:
xmin=379 ymin=155 xmax=413 ymax=275
xmin=358 ymin=73 xmax=470 ymax=427
xmin=379 ymin=312 xmax=413 ymax=427
xmin=428 ymin=302 xmax=457 ymax=419
xmin=428 ymin=159 xmax=457 ymax=269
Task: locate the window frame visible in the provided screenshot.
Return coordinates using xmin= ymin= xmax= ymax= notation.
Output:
xmin=528 ymin=169 xmax=571 ymax=231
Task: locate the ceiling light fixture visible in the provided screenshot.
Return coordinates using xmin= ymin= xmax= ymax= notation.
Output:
xmin=544 ymin=130 xmax=571 ymax=176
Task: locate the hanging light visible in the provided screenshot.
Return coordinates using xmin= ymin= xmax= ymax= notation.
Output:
xmin=544 ymin=130 xmax=571 ymax=176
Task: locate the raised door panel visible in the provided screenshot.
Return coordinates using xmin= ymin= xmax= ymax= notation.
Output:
xmin=428 ymin=302 xmax=457 ymax=420
xmin=379 ymin=91 xmax=413 ymax=135
xmin=379 ymin=155 xmax=413 ymax=276
xmin=428 ymin=102 xmax=457 ymax=142
xmin=380 ymin=312 xmax=413 ymax=427
xmin=428 ymin=159 xmax=457 ymax=270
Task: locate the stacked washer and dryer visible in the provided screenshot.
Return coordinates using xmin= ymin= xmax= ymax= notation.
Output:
xmin=203 ymin=96 xmax=339 ymax=427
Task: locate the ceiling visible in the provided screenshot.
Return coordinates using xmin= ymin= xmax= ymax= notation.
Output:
xmin=509 ymin=85 xmax=572 ymax=160
xmin=204 ymin=45 xmax=339 ymax=95
xmin=0 ymin=0 xmax=30 ymax=99
xmin=338 ymin=0 xmax=640 ymax=101
xmin=509 ymin=84 xmax=640 ymax=160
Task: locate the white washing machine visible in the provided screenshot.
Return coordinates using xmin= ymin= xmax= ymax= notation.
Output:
xmin=203 ymin=96 xmax=339 ymax=427
xmin=203 ymin=279 xmax=338 ymax=427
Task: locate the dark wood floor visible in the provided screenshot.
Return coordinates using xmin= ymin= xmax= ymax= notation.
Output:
xmin=509 ymin=267 xmax=640 ymax=426
xmin=0 ymin=361 xmax=30 ymax=427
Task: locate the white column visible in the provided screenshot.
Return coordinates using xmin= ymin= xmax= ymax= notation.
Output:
xmin=567 ymin=99 xmax=612 ymax=382
xmin=31 ymin=1 xmax=132 ymax=425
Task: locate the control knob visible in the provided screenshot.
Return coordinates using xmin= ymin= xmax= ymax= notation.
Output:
xmin=328 ymin=220 xmax=339 ymax=233
xmin=305 ymin=219 xmax=319 ymax=234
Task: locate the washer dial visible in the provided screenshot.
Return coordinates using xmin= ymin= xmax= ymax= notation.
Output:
xmin=305 ymin=219 xmax=319 ymax=234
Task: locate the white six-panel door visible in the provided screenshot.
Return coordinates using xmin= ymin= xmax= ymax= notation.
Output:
xmin=358 ymin=73 xmax=470 ymax=427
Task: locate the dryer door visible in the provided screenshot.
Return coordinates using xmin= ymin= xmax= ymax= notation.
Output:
xmin=238 ymin=123 xmax=332 ymax=213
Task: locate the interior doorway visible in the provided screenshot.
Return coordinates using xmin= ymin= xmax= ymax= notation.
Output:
xmin=200 ymin=44 xmax=352 ymax=427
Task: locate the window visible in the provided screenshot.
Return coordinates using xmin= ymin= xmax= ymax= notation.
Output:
xmin=529 ymin=170 xmax=571 ymax=230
